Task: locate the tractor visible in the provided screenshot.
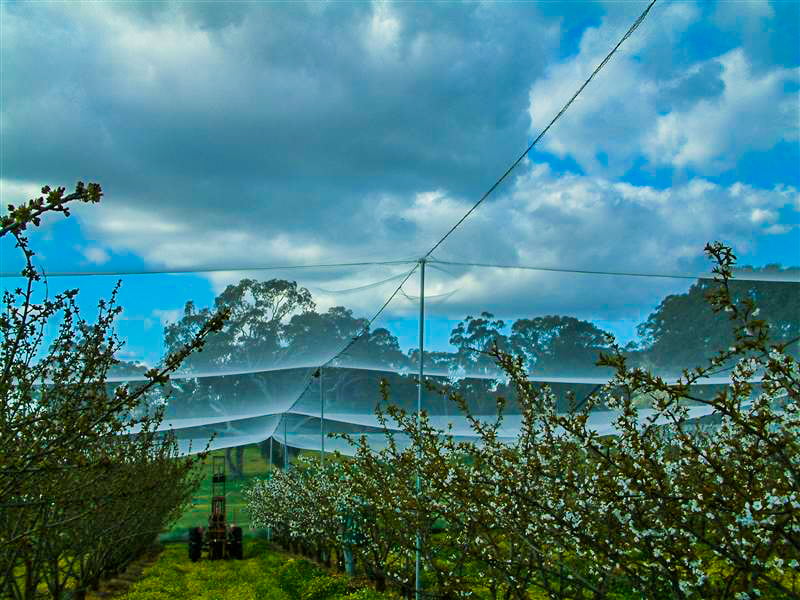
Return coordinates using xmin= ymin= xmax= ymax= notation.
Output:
xmin=188 ymin=455 xmax=243 ymax=561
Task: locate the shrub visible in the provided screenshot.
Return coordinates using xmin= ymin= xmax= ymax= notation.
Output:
xmin=339 ymin=588 xmax=396 ymax=600
xmin=300 ymin=575 xmax=349 ymax=600
xmin=277 ymin=559 xmax=324 ymax=600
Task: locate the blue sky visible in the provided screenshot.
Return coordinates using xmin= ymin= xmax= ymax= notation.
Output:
xmin=1 ymin=0 xmax=798 ymax=365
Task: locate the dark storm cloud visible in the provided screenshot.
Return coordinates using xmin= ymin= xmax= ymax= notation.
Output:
xmin=2 ymin=1 xmax=557 ymax=254
xmin=3 ymin=0 xmax=797 ymax=321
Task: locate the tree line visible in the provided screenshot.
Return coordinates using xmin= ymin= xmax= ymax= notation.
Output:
xmin=156 ymin=251 xmax=797 ymax=475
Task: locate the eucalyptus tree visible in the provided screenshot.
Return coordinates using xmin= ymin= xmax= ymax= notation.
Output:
xmin=164 ymin=278 xmax=315 ymax=475
xmin=636 ymin=265 xmax=800 ymax=370
xmin=509 ymin=315 xmax=612 ymax=377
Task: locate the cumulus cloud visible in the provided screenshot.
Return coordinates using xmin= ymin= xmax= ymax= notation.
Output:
xmin=528 ymin=4 xmax=799 ymax=176
xmin=80 ymin=246 xmax=111 ymax=265
xmin=400 ymin=164 xmax=800 ymax=319
xmin=0 ymin=179 xmax=43 ymax=209
xmin=527 ymin=2 xmax=701 ymax=175
xmin=78 ymin=159 xmax=797 ymax=322
xmin=2 ymin=1 xmax=797 ymax=329
xmin=1 ymin=1 xmax=556 ymax=235
xmin=644 ymin=50 xmax=799 ymax=171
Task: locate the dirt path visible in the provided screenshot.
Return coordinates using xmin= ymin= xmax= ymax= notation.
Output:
xmin=86 ymin=544 xmax=163 ymax=599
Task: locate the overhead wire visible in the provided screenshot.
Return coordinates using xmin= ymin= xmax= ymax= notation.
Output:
xmin=313 ymin=270 xmax=414 ymax=295
xmin=428 ymin=259 xmax=800 ymax=284
xmin=421 ymin=0 xmax=658 ymax=260
xmin=0 ymin=258 xmax=418 ymax=279
xmin=276 ymin=263 xmax=421 ymax=428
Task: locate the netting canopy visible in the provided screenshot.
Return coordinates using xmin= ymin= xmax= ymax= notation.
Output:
xmin=7 ymin=254 xmax=797 ymax=457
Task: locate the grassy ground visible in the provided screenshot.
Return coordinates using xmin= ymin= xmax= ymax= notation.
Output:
xmin=115 ymin=540 xmax=290 ymax=600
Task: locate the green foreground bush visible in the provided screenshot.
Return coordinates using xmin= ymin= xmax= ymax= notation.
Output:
xmin=277 ymin=559 xmax=324 ymax=600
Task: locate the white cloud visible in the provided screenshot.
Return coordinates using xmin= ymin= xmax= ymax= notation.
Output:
xmin=83 ymin=158 xmax=797 ymax=269
xmin=419 ymin=163 xmax=799 ymax=316
xmin=59 ymin=158 xmax=798 ymax=327
xmin=81 ymin=246 xmax=111 ymax=265
xmin=764 ymin=223 xmax=796 ymax=235
xmin=152 ymin=308 xmax=182 ymax=327
xmin=85 ymin=204 xmax=330 ymax=271
xmin=527 ymin=2 xmax=699 ymax=175
xmin=749 ymin=207 xmax=776 ymax=225
xmin=644 ymin=50 xmax=799 ymax=171
xmin=528 ymin=6 xmax=798 ymax=176
xmin=0 ymin=178 xmax=43 ymax=209
xmin=364 ymin=1 xmax=402 ymax=55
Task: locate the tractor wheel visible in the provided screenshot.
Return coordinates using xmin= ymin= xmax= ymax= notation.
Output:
xmin=188 ymin=528 xmax=203 ymax=562
xmin=189 ymin=542 xmax=202 ymax=562
xmin=229 ymin=527 xmax=243 ymax=559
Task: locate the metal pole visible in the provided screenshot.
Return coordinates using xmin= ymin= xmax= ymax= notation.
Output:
xmin=415 ymin=258 xmax=425 ymax=600
xmin=284 ymin=417 xmax=288 ymax=471
xmin=268 ymin=435 xmax=273 ymax=541
xmin=320 ymin=368 xmax=325 ymax=466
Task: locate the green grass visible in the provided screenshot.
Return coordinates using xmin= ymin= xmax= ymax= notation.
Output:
xmin=120 ymin=540 xmax=290 ymax=600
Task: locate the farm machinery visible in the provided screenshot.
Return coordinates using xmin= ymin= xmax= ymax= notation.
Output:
xmin=188 ymin=455 xmax=243 ymax=561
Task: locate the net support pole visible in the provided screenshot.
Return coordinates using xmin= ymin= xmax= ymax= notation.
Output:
xmin=268 ymin=436 xmax=273 ymax=541
xmin=415 ymin=258 xmax=425 ymax=600
xmin=320 ymin=368 xmax=325 ymax=466
xmin=284 ymin=417 xmax=289 ymax=471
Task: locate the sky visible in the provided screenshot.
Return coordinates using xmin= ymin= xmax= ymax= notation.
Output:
xmin=1 ymin=0 xmax=798 ymax=365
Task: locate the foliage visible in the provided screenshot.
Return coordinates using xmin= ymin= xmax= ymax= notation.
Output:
xmin=246 ymin=241 xmax=799 ymax=600
xmin=277 ymin=558 xmax=326 ymax=600
xmin=117 ymin=539 xmax=396 ymax=600
xmin=0 ymin=182 xmax=228 ymax=599
xmin=337 ymin=589 xmax=398 ymax=600
xmin=301 ymin=574 xmax=350 ymax=600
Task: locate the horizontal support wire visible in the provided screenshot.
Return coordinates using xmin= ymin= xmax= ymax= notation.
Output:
xmin=95 ymin=361 xmax=763 ymax=386
xmin=428 ymin=259 xmax=800 ymax=284
xmin=0 ymin=258 xmax=418 ymax=279
xmin=3 ymin=257 xmax=795 ymax=283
